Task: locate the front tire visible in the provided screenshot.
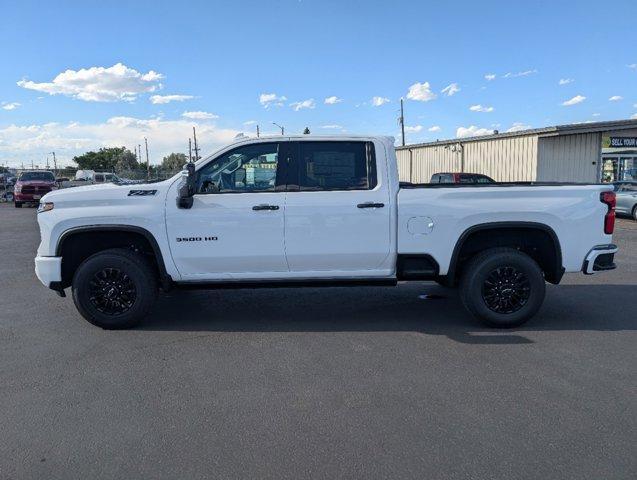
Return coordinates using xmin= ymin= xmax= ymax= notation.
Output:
xmin=459 ymin=248 xmax=545 ymax=328
xmin=72 ymin=248 xmax=157 ymax=329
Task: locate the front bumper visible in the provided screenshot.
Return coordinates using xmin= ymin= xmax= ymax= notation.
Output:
xmin=34 ymin=256 xmax=62 ymax=288
xmin=15 ymin=193 xmax=47 ymax=202
xmin=582 ymin=244 xmax=618 ymax=275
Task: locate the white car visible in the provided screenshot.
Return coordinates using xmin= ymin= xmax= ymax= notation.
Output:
xmin=34 ymin=136 xmax=617 ymax=329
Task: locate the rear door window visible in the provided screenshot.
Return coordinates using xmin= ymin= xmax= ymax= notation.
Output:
xmin=293 ymin=141 xmax=377 ymax=191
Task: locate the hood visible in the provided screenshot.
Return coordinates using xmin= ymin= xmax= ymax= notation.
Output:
xmin=17 ymin=180 xmax=55 ymax=186
xmin=41 ymin=178 xmax=174 ymax=206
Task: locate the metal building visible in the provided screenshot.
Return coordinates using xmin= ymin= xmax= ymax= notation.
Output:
xmin=396 ymin=119 xmax=637 ymax=184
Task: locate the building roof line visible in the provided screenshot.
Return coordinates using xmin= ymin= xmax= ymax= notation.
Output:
xmin=396 ymin=119 xmax=637 ymax=149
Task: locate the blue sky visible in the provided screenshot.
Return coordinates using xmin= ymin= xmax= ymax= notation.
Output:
xmin=1 ymin=0 xmax=636 ymax=167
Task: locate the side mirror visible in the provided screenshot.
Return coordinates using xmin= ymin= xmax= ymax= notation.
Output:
xmin=177 ymin=163 xmax=196 ymax=209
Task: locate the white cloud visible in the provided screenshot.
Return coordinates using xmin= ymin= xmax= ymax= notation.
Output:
xmin=627 ymin=64 xmax=637 ymax=69
xmin=324 ymin=96 xmax=342 ymax=105
xmin=371 ymin=96 xmax=390 ymax=106
xmin=0 ymin=116 xmax=241 ymax=168
xmin=17 ymin=63 xmax=163 ymax=102
xmin=469 ymin=104 xmax=494 ymax=112
xmin=592 ymin=113 xmax=601 ymax=117
xmin=2 ymin=102 xmax=21 ymax=111
xmin=456 ymin=125 xmax=494 ymax=138
xmin=441 ymin=83 xmax=460 ymax=97
xmin=290 ymin=98 xmax=315 ymax=111
xmin=559 ymin=78 xmax=574 ymax=85
xmin=484 ymin=74 xmax=496 ymax=81
xmin=428 ymin=125 xmax=441 ymax=132
xmin=259 ymin=93 xmax=287 ymax=108
xmin=320 ymin=124 xmax=343 ymax=129
xmin=404 ymin=125 xmax=423 ymax=133
xmin=608 ymin=95 xmax=623 ymax=102
xmin=562 ymin=95 xmax=586 ymax=106
xmin=150 ymin=94 xmax=194 ymax=104
xmin=632 ymin=113 xmax=637 ymax=119
xmin=243 ymin=120 xmax=257 ymax=125
xmin=506 ymin=122 xmax=531 ymax=133
xmin=406 ymin=82 xmax=436 ymax=102
xmin=503 ymin=69 xmax=537 ymax=78
xmin=181 ymin=111 xmax=219 ymax=120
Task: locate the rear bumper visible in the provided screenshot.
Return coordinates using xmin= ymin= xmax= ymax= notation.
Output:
xmin=582 ymin=244 xmax=617 ymax=275
xmin=34 ymin=256 xmax=62 ymax=288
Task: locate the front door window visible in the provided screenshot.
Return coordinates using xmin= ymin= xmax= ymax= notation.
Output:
xmin=196 ymin=143 xmax=280 ymax=194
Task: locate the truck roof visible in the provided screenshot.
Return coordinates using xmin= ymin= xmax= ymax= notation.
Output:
xmin=231 ymin=134 xmax=395 ymax=143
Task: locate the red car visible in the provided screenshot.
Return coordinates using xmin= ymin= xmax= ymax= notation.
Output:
xmin=430 ymin=172 xmax=495 ymax=184
xmin=14 ymin=170 xmax=56 ymax=208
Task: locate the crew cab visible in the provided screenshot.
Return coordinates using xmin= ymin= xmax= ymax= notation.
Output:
xmin=35 ymin=136 xmax=618 ymax=329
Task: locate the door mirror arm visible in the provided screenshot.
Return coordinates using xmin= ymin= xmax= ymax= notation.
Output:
xmin=177 ymin=163 xmax=196 ymax=209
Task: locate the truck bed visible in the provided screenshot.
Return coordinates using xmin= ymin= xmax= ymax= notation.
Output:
xmin=400 ymin=181 xmax=604 ymax=189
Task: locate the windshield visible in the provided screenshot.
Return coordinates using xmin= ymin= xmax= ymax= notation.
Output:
xmin=19 ymin=171 xmax=55 ymax=182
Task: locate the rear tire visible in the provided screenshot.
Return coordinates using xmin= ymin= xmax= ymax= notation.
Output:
xmin=14 ymin=202 xmax=22 ymax=208
xmin=72 ymin=248 xmax=157 ymax=329
xmin=459 ymin=248 xmax=545 ymax=328
xmin=632 ymin=205 xmax=637 ymax=222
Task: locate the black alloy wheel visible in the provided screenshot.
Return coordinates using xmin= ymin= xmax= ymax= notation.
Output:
xmin=88 ymin=267 xmax=137 ymax=315
xmin=481 ymin=266 xmax=531 ymax=314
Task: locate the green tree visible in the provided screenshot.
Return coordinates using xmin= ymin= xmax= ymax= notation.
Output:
xmin=73 ymin=147 xmax=137 ymax=171
xmin=114 ymin=149 xmax=139 ymax=172
xmin=161 ymin=153 xmax=188 ymax=171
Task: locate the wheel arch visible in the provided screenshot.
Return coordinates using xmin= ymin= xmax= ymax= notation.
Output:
xmin=446 ymin=221 xmax=564 ymax=285
xmin=55 ymin=225 xmax=172 ymax=289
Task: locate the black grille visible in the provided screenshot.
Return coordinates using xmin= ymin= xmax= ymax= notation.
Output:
xmin=22 ymin=185 xmax=52 ymax=194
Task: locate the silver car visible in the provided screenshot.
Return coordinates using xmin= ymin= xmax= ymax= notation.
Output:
xmin=614 ymin=181 xmax=637 ymax=221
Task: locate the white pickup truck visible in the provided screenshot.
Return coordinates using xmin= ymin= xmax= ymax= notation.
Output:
xmin=35 ymin=136 xmax=618 ymax=329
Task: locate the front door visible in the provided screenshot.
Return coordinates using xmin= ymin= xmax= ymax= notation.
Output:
xmin=165 ymin=141 xmax=289 ymax=280
xmin=283 ymin=140 xmax=392 ymax=277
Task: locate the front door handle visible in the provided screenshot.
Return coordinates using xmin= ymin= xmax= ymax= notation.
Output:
xmin=252 ymin=204 xmax=280 ymax=211
xmin=357 ymin=202 xmax=385 ymax=209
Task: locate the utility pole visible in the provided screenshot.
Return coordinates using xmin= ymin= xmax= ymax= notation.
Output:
xmin=46 ymin=155 xmax=50 ymax=169
xmin=400 ymin=98 xmax=405 ymax=147
xmin=193 ymin=127 xmax=199 ymax=161
xmin=272 ymin=122 xmax=284 ymax=135
xmin=256 ymin=125 xmax=260 ymax=138
xmin=50 ymin=152 xmax=57 ymax=174
xmin=144 ymin=138 xmax=150 ymax=181
xmin=188 ymin=138 xmax=193 ymax=163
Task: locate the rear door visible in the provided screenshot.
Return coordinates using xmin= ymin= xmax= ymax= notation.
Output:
xmin=283 ymin=140 xmax=392 ymax=276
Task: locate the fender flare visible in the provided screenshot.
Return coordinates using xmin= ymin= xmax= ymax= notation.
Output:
xmin=56 ymin=224 xmax=172 ymax=287
xmin=446 ymin=221 xmax=564 ymax=284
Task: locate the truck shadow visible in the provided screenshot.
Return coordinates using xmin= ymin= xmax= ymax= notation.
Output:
xmin=139 ymin=283 xmax=637 ymax=344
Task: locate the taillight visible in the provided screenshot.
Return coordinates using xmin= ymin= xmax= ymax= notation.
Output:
xmin=600 ymin=191 xmax=616 ymax=235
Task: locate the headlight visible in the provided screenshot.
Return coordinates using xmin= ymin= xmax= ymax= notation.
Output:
xmin=14 ymin=185 xmax=21 ymax=193
xmin=37 ymin=202 xmax=54 ymax=213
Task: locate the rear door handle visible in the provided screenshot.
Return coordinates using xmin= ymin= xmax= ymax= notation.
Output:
xmin=357 ymin=202 xmax=385 ymax=209
xmin=252 ymin=204 xmax=279 ymax=211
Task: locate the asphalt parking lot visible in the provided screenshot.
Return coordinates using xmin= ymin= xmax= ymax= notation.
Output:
xmin=0 ymin=203 xmax=636 ymax=480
